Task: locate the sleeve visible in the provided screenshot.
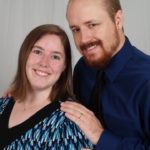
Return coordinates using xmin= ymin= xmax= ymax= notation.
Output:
xmin=56 ymin=111 xmax=94 ymax=149
xmin=0 ymin=97 xmax=10 ymax=114
xmin=95 ymin=80 xmax=150 ymax=150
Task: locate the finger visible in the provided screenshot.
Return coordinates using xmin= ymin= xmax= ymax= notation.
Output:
xmin=64 ymin=106 xmax=96 ymax=128
xmin=61 ymin=101 xmax=96 ymax=126
xmin=65 ymin=107 xmax=102 ymax=145
xmin=65 ymin=111 xmax=85 ymax=126
xmin=61 ymin=101 xmax=93 ymax=115
xmin=63 ymin=107 xmax=84 ymax=120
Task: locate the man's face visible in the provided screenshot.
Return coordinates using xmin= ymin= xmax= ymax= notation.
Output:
xmin=67 ymin=0 xmax=124 ymax=68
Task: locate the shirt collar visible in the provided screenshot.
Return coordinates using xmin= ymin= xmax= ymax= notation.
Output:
xmin=104 ymin=36 xmax=133 ymax=82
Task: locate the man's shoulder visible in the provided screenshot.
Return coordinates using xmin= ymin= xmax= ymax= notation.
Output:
xmin=132 ymin=46 xmax=150 ymax=63
xmin=74 ymin=57 xmax=96 ymax=74
xmin=130 ymin=48 xmax=150 ymax=74
xmin=75 ymin=57 xmax=86 ymax=68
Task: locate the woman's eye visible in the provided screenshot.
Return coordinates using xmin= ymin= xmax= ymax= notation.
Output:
xmin=32 ymin=49 xmax=42 ymax=55
xmin=51 ymin=55 xmax=61 ymax=60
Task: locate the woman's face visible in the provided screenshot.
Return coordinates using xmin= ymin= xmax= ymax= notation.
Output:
xmin=26 ymin=34 xmax=66 ymax=92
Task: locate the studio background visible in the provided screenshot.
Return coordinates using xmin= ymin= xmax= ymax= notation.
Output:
xmin=0 ymin=0 xmax=150 ymax=95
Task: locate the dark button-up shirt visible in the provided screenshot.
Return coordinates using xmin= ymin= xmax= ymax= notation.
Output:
xmin=73 ymin=37 xmax=150 ymax=149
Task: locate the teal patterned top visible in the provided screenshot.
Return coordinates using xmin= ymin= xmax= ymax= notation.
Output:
xmin=0 ymin=97 xmax=93 ymax=150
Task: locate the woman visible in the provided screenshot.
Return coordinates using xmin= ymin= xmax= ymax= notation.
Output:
xmin=0 ymin=24 xmax=93 ymax=149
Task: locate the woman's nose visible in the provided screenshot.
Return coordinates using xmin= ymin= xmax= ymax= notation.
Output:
xmin=39 ymin=55 xmax=49 ymax=67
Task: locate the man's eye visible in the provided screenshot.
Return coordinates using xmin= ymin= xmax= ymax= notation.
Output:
xmin=89 ymin=24 xmax=97 ymax=28
xmin=72 ymin=28 xmax=80 ymax=33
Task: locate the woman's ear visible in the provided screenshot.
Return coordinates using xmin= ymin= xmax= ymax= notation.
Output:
xmin=62 ymin=63 xmax=66 ymax=72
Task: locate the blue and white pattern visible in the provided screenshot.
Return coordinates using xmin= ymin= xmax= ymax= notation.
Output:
xmin=0 ymin=97 xmax=9 ymax=114
xmin=0 ymin=97 xmax=93 ymax=150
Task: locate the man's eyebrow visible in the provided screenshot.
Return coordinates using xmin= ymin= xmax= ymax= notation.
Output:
xmin=70 ymin=20 xmax=97 ymax=28
xmin=84 ymin=20 xmax=97 ymax=24
xmin=70 ymin=25 xmax=78 ymax=29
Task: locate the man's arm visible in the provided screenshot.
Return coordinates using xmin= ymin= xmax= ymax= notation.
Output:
xmin=60 ymin=101 xmax=150 ymax=150
xmin=61 ymin=101 xmax=104 ymax=145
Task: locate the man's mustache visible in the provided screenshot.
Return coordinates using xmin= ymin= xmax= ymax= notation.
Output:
xmin=80 ymin=40 xmax=102 ymax=51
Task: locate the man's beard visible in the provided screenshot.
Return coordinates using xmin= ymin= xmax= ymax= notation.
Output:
xmin=81 ymin=31 xmax=120 ymax=69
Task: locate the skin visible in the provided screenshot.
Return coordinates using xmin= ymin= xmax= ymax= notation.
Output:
xmin=26 ymin=34 xmax=66 ymax=93
xmin=9 ymin=34 xmax=66 ymax=128
xmin=67 ymin=0 xmax=125 ymax=69
xmin=61 ymin=0 xmax=125 ymax=145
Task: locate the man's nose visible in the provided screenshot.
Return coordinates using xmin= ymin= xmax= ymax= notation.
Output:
xmin=80 ymin=28 xmax=92 ymax=44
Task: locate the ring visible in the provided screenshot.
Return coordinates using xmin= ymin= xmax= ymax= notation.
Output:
xmin=78 ymin=113 xmax=83 ymax=119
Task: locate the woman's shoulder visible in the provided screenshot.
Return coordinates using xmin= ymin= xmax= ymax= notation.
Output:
xmin=0 ymin=96 xmax=11 ymax=104
xmin=48 ymin=107 xmax=93 ymax=149
xmin=51 ymin=100 xmax=81 ymax=130
xmin=0 ymin=96 xmax=11 ymax=114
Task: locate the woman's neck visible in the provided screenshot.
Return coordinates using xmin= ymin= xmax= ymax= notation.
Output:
xmin=21 ymin=89 xmax=51 ymax=109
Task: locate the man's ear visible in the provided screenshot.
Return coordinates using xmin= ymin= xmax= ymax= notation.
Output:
xmin=115 ymin=10 xmax=124 ymax=30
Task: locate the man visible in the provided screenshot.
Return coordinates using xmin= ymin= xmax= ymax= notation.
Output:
xmin=61 ymin=0 xmax=150 ymax=149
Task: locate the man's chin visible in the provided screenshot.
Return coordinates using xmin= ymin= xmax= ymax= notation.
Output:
xmin=84 ymin=58 xmax=102 ymax=69
xmin=84 ymin=56 xmax=109 ymax=69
